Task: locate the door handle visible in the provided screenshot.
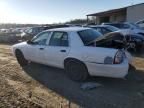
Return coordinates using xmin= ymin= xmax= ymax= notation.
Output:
xmin=60 ymin=50 xmax=66 ymax=52
xmin=39 ymin=48 xmax=44 ymax=50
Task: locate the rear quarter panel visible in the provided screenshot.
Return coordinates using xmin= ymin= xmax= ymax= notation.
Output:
xmin=67 ymin=46 xmax=118 ymax=64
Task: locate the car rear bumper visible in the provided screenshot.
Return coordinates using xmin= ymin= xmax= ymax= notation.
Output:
xmin=85 ymin=59 xmax=129 ymax=78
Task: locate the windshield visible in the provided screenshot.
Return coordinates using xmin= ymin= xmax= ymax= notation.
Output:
xmin=78 ymin=29 xmax=102 ymax=45
xmin=106 ymin=26 xmax=119 ymax=31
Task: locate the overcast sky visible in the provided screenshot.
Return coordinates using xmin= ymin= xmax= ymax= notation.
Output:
xmin=0 ymin=0 xmax=144 ymax=24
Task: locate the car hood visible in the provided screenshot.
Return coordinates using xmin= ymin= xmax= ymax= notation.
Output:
xmin=12 ymin=42 xmax=27 ymax=48
xmin=12 ymin=42 xmax=27 ymax=56
xmin=96 ymin=31 xmax=124 ymax=41
xmin=94 ymin=32 xmax=126 ymax=49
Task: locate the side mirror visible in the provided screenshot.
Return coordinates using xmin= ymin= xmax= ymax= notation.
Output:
xmin=27 ymin=40 xmax=33 ymax=44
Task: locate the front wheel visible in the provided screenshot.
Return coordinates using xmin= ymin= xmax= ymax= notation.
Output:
xmin=15 ymin=50 xmax=28 ymax=66
xmin=65 ymin=60 xmax=89 ymax=82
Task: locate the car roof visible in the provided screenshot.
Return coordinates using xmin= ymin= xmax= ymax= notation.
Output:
xmin=103 ymin=22 xmax=131 ymax=25
xmin=103 ymin=23 xmax=121 ymax=25
xmin=46 ymin=27 xmax=90 ymax=32
xmin=90 ymin=25 xmax=112 ymax=28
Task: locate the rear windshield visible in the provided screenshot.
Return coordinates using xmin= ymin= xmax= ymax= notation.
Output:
xmin=78 ymin=29 xmax=102 ymax=45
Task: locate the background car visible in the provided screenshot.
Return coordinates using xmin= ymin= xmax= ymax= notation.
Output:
xmin=21 ymin=26 xmax=50 ymax=41
xmin=95 ymin=32 xmax=144 ymax=52
xmin=89 ymin=25 xmax=120 ymax=35
xmin=21 ymin=25 xmax=70 ymax=41
xmin=102 ymin=22 xmax=144 ymax=36
xmin=89 ymin=25 xmax=144 ymax=52
xmin=12 ymin=27 xmax=130 ymax=81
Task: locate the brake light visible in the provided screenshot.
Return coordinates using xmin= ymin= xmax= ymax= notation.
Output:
xmin=113 ymin=50 xmax=124 ymax=64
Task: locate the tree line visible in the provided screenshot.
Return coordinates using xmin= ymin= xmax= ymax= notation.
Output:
xmin=0 ymin=18 xmax=95 ymax=29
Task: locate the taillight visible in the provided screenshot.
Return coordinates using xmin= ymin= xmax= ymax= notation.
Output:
xmin=113 ymin=50 xmax=124 ymax=64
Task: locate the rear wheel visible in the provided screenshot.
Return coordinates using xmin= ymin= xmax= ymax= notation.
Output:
xmin=65 ymin=60 xmax=89 ymax=82
xmin=15 ymin=50 xmax=28 ymax=66
xmin=126 ymin=64 xmax=136 ymax=80
xmin=135 ymin=43 xmax=143 ymax=52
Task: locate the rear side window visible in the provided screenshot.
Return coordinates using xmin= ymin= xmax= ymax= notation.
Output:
xmin=78 ymin=29 xmax=102 ymax=45
xmin=49 ymin=31 xmax=69 ymax=46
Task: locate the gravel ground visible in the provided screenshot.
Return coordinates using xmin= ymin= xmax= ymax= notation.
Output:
xmin=0 ymin=44 xmax=144 ymax=108
xmin=0 ymin=44 xmax=77 ymax=108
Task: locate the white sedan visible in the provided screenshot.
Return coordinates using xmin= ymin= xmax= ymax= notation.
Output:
xmin=12 ymin=27 xmax=130 ymax=81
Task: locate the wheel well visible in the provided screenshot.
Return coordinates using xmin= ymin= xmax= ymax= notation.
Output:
xmin=64 ymin=58 xmax=88 ymax=70
xmin=15 ymin=49 xmax=23 ymax=57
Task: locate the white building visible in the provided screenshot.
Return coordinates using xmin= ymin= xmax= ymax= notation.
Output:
xmin=87 ymin=3 xmax=144 ymax=24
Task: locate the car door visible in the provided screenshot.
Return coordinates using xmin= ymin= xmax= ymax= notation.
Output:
xmin=25 ymin=31 xmax=51 ymax=63
xmin=44 ymin=31 xmax=70 ymax=68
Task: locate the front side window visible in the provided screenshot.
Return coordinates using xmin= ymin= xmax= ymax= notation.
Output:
xmin=49 ymin=31 xmax=69 ymax=46
xmin=78 ymin=29 xmax=102 ymax=45
xmin=31 ymin=31 xmax=51 ymax=45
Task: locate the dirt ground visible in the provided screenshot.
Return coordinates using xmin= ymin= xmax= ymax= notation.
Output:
xmin=0 ymin=44 xmax=144 ymax=108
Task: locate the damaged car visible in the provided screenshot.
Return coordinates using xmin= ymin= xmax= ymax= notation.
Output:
xmin=97 ymin=32 xmax=144 ymax=52
xmin=89 ymin=25 xmax=144 ymax=52
xmin=12 ymin=27 xmax=132 ymax=81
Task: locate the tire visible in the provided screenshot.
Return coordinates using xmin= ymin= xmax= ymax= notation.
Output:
xmin=135 ymin=43 xmax=143 ymax=52
xmin=125 ymin=64 xmax=136 ymax=80
xmin=65 ymin=60 xmax=89 ymax=82
xmin=15 ymin=50 xmax=28 ymax=66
